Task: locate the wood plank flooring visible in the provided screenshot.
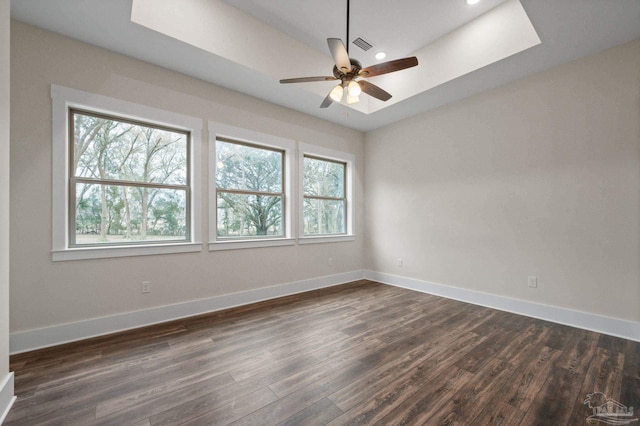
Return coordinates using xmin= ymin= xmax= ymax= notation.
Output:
xmin=5 ymin=280 xmax=639 ymax=425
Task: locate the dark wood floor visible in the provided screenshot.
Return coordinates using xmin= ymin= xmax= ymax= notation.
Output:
xmin=5 ymin=280 xmax=639 ymax=425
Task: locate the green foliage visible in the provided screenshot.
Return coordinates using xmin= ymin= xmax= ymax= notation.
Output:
xmin=303 ymin=157 xmax=346 ymax=235
xmin=73 ymin=111 xmax=188 ymax=244
xmin=216 ymin=141 xmax=284 ymax=237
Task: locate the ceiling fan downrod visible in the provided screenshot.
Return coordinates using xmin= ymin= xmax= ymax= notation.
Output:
xmin=346 ymin=0 xmax=350 ymax=55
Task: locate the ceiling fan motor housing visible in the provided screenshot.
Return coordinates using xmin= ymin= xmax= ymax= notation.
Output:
xmin=333 ymin=58 xmax=362 ymax=82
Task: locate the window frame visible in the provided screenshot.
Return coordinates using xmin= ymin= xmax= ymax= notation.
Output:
xmin=208 ymin=121 xmax=296 ymax=251
xmin=68 ymin=108 xmax=192 ymax=248
xmin=215 ymin=138 xmax=286 ymax=240
xmin=302 ymin=155 xmax=347 ymax=236
xmin=298 ymin=143 xmax=355 ymax=244
xmin=52 ymin=85 xmax=203 ymax=261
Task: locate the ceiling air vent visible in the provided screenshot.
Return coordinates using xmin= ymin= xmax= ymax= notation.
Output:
xmin=352 ymin=37 xmax=373 ymax=51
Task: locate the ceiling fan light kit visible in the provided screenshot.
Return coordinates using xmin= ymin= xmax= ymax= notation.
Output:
xmin=347 ymin=80 xmax=361 ymax=97
xmin=279 ymin=0 xmax=419 ymax=109
xmin=329 ymin=84 xmax=344 ymax=103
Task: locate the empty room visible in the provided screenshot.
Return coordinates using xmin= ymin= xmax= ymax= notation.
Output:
xmin=1 ymin=0 xmax=639 ymax=425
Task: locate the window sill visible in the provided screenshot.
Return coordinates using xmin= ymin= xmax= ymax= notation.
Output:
xmin=52 ymin=242 xmax=203 ymax=261
xmin=209 ymin=238 xmax=296 ymax=251
xmin=298 ymin=235 xmax=356 ymax=245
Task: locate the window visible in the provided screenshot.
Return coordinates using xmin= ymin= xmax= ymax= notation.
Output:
xmin=299 ymin=143 xmax=355 ymax=244
xmin=215 ymin=139 xmax=284 ymax=238
xmin=70 ymin=109 xmax=190 ymax=246
xmin=303 ymin=156 xmax=346 ymax=235
xmin=209 ymin=122 xmax=295 ymax=250
xmin=52 ymin=85 xmax=203 ymax=260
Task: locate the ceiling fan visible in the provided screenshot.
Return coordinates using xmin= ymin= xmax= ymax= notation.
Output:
xmin=279 ymin=1 xmax=419 ymax=108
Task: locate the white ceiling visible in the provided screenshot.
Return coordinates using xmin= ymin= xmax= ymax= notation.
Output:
xmin=10 ymin=0 xmax=640 ymax=132
xmin=221 ymin=0 xmax=508 ymax=63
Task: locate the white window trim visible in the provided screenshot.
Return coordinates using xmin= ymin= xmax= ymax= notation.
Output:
xmin=51 ymin=85 xmax=203 ymax=261
xmin=298 ymin=142 xmax=355 ymax=244
xmin=208 ymin=121 xmax=296 ymax=251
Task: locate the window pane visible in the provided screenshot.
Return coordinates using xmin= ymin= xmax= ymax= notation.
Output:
xmin=74 ymin=183 xmax=187 ymax=245
xmin=217 ymin=192 xmax=283 ymax=237
xmin=303 ymin=198 xmax=345 ymax=235
xmin=216 ymin=140 xmax=283 ymax=193
xmin=303 ymin=157 xmax=344 ymax=198
xmin=73 ymin=111 xmax=188 ymax=185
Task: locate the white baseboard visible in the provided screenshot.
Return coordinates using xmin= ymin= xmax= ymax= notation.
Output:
xmin=10 ymin=270 xmax=366 ymax=354
xmin=367 ymin=271 xmax=640 ymax=343
xmin=10 ymin=269 xmax=638 ymax=355
xmin=0 ymin=372 xmax=16 ymax=425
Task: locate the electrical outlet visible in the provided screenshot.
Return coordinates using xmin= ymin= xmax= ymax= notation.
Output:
xmin=397 ymin=258 xmax=403 ymax=267
xmin=528 ymin=276 xmax=537 ymax=288
xmin=141 ymin=281 xmax=151 ymax=294
xmin=328 ymin=257 xmax=333 ymax=266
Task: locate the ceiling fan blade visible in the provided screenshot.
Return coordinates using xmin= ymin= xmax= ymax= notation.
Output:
xmin=359 ymin=56 xmax=418 ymax=78
xmin=280 ymin=76 xmax=337 ymax=84
xmin=320 ymin=92 xmax=334 ymax=108
xmin=358 ymin=80 xmax=392 ymax=102
xmin=327 ymin=38 xmax=352 ymax=72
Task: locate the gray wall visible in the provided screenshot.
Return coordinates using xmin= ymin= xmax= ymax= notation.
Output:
xmin=1 ymin=0 xmax=15 ymax=420
xmin=365 ymin=39 xmax=640 ymax=323
xmin=9 ymin=18 xmax=640 ymax=346
xmin=1 ymin=0 xmax=11 ymax=378
xmin=9 ymin=22 xmax=365 ymax=333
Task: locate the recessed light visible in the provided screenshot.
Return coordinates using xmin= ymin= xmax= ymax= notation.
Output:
xmin=375 ymin=52 xmax=386 ymax=60
xmin=467 ymin=0 xmax=480 ymax=4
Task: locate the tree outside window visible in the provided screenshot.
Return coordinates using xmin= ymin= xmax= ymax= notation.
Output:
xmin=303 ymin=156 xmax=346 ymax=235
xmin=70 ymin=109 xmax=189 ymax=246
xmin=215 ymin=139 xmax=284 ymax=238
